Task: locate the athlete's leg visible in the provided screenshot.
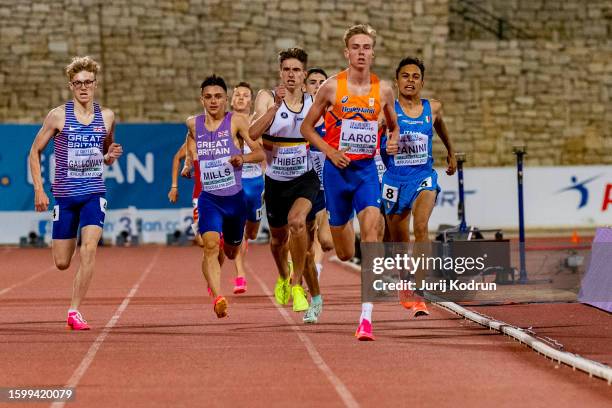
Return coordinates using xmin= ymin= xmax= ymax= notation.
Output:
xmin=70 ymin=225 xmax=103 ymax=310
xmin=269 ymin=226 xmax=290 ymax=279
xmin=287 ymin=197 xmax=313 ymax=286
xmin=385 ymin=210 xmax=411 ymax=243
xmin=329 ymin=222 xmax=356 ymax=261
xmin=315 ymin=210 xmax=334 ymax=252
xmin=202 ymin=231 xmax=222 ymax=296
xmin=301 ymin=220 xmax=319 ymax=296
xmin=52 ymin=239 xmax=77 ymax=270
xmin=409 ymin=190 xmax=437 ymax=316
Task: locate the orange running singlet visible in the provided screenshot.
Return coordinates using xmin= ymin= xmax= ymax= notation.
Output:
xmin=323 ymin=70 xmax=382 ymax=161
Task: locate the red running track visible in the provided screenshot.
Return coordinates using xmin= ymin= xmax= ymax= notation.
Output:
xmin=0 ymin=245 xmax=611 ymax=407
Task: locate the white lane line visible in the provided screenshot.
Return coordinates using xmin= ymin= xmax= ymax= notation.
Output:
xmin=248 ymin=264 xmax=360 ymax=408
xmin=0 ymin=266 xmax=55 ymax=296
xmin=50 ymin=247 xmax=161 ymax=408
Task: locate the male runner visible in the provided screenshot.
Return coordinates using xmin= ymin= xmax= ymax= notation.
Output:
xmin=301 ymin=24 xmax=400 ymax=340
xmin=230 ymin=81 xmax=262 ymax=293
xmin=380 ymin=57 xmax=457 ymax=316
xmin=250 ymin=48 xmax=324 ymax=322
xmin=304 ymin=68 xmax=334 ymax=281
xmin=29 ymin=56 xmax=122 ymax=330
xmin=181 ymin=75 xmax=264 ymax=318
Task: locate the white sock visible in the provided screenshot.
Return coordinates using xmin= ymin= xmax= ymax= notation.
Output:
xmin=360 ymin=302 xmax=373 ymax=323
xmin=68 ymin=308 xmax=78 ymax=314
xmin=315 ymin=263 xmax=323 ymax=281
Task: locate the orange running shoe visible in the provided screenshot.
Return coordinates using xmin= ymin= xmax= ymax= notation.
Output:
xmin=213 ymin=296 xmax=228 ymax=318
xmin=412 ymin=301 xmax=430 ymax=318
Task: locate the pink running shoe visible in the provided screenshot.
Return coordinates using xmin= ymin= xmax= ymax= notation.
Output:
xmin=66 ymin=311 xmax=90 ymax=330
xmin=233 ymin=277 xmax=247 ymax=294
xmin=355 ymin=319 xmax=374 ymax=341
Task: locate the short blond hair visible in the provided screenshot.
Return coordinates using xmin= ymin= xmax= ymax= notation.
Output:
xmin=64 ymin=56 xmax=100 ymax=80
xmin=343 ymin=24 xmax=377 ymax=48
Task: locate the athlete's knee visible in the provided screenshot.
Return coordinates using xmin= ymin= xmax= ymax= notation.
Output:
xmin=245 ymin=222 xmax=259 ymax=240
xmin=335 ymin=248 xmax=354 ymax=262
xmin=413 ymin=221 xmax=429 ymax=241
xmin=202 ymin=236 xmax=220 ymax=257
xmin=319 ymin=235 xmax=334 ymax=252
xmin=288 ymin=214 xmax=306 ymax=236
xmin=270 ymin=230 xmax=288 ymax=250
xmin=79 ymin=242 xmax=98 ymax=261
xmin=224 ymin=244 xmax=239 ymax=260
xmin=54 ymin=258 xmax=71 ymax=271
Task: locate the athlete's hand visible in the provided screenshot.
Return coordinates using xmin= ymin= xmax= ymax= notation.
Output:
xmin=446 ymin=153 xmax=457 ymax=175
xmin=386 ymin=137 xmax=399 ymax=156
xmin=273 ymin=85 xmax=287 ymax=107
xmin=228 ymin=155 xmax=244 ymax=168
xmin=181 ymin=160 xmax=193 ymax=179
xmin=106 ymin=143 xmax=123 ymax=163
xmin=34 ymin=188 xmax=49 ymax=212
xmin=329 ymin=147 xmax=351 ymax=169
xmin=168 ymin=187 xmax=178 ymax=203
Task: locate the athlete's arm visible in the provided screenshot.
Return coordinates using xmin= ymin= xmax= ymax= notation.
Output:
xmin=301 ymin=79 xmax=350 ymax=168
xmin=29 ymin=107 xmax=62 ymax=212
xmin=168 ymin=142 xmax=186 ymax=203
xmin=380 ymin=81 xmax=399 ymax=155
xmin=248 ymin=87 xmax=285 ymax=140
xmin=431 ymin=99 xmax=456 ymax=175
xmin=229 ymin=114 xmax=265 ymax=167
xmin=101 ymin=109 xmax=122 ymax=165
xmin=181 ymin=118 xmax=196 ymax=179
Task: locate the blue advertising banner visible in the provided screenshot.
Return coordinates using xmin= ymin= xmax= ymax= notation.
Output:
xmin=0 ymin=124 xmax=195 ymax=211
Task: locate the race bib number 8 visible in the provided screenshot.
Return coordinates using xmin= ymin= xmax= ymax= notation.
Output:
xmin=382 ymin=184 xmax=399 ymax=203
xmin=339 ymin=119 xmax=378 ymax=155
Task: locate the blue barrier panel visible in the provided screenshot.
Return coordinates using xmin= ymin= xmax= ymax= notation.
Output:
xmin=0 ymin=123 xmax=195 ymax=211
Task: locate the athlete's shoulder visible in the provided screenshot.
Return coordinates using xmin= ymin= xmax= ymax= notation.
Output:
xmin=316 ymin=76 xmax=337 ymax=103
xmin=428 ymin=98 xmax=443 ymax=114
xmin=185 ymin=114 xmax=198 ymax=130
xmin=254 ymin=88 xmax=274 ymax=101
xmin=99 ymin=106 xmax=115 ymax=121
xmin=46 ymin=105 xmax=66 ymax=129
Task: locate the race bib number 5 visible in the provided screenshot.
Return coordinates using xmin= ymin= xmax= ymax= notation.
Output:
xmin=339 ymin=119 xmax=378 ymax=155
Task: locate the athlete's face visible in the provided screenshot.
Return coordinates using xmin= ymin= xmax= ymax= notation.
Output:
xmin=200 ymin=85 xmax=227 ymax=116
xmin=344 ymin=34 xmax=374 ymax=69
xmin=304 ymin=73 xmax=327 ymax=96
xmin=396 ymin=64 xmax=424 ymax=98
xmin=279 ymin=58 xmax=305 ymax=91
xmin=68 ymin=70 xmax=97 ymax=105
xmin=231 ymin=86 xmax=252 ymax=114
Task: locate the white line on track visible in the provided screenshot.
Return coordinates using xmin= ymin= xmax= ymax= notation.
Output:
xmin=0 ymin=266 xmax=55 ymax=296
xmin=49 ymin=247 xmax=161 ymax=408
xmin=248 ymin=264 xmax=360 ymax=408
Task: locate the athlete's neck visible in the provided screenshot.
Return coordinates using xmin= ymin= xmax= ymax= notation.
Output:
xmin=283 ymin=87 xmax=303 ymax=106
xmin=347 ymin=66 xmax=371 ymax=87
xmin=398 ymin=94 xmax=422 ymax=111
xmin=72 ymin=99 xmax=94 ymax=116
xmin=205 ymin=110 xmax=226 ymax=128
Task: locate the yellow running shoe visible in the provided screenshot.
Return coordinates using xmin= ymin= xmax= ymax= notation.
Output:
xmin=274 ymin=276 xmax=290 ymax=305
xmin=291 ymin=285 xmax=309 ymax=312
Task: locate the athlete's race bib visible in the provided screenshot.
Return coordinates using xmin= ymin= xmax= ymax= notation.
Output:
xmin=269 ymin=144 xmax=308 ymax=178
xmin=242 ymin=162 xmax=263 ymax=179
xmin=395 ymin=132 xmax=428 ymax=166
xmin=339 ymin=119 xmax=378 ymax=155
xmin=310 ymin=150 xmax=325 ymax=189
xmin=199 ymin=158 xmax=236 ymax=192
xmin=67 ymin=147 xmax=104 ymax=178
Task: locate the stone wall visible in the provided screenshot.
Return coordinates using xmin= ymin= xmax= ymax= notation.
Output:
xmin=0 ymin=0 xmax=610 ymax=166
xmin=449 ymin=0 xmax=611 ymax=41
